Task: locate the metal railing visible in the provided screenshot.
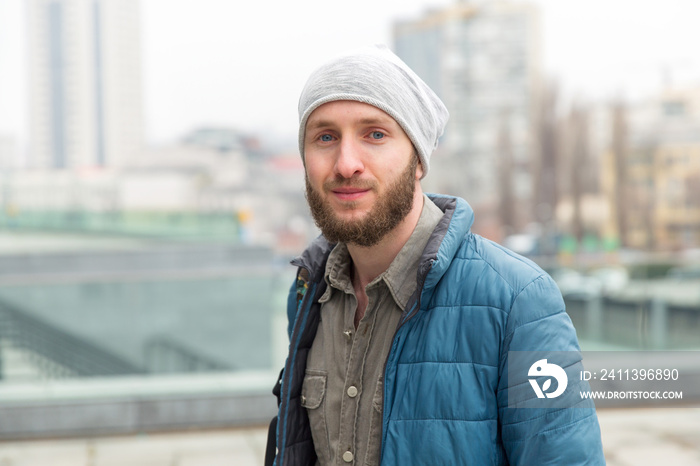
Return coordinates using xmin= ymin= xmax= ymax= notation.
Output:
xmin=144 ymin=334 xmax=233 ymax=373
xmin=566 ymin=295 xmax=700 ymax=349
xmin=0 ymin=299 xmax=144 ymax=378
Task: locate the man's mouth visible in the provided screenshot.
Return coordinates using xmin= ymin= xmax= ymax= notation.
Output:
xmin=331 ymin=187 xmax=371 ymax=201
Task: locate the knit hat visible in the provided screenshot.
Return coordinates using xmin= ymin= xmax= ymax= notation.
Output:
xmin=297 ymin=45 xmax=449 ymax=179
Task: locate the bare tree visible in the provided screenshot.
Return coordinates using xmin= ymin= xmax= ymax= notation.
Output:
xmin=567 ymin=103 xmax=591 ymax=242
xmin=497 ymin=110 xmax=516 ymax=234
xmin=611 ymin=100 xmax=629 ymax=247
xmin=533 ymin=82 xmax=560 ymax=225
xmin=636 ymin=143 xmax=658 ymax=250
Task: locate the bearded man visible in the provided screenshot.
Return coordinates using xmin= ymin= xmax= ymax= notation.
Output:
xmin=266 ymin=45 xmax=604 ymax=466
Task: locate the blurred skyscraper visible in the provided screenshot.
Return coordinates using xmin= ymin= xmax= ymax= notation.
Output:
xmin=26 ymin=0 xmax=143 ymax=170
xmin=0 ymin=134 xmax=18 ymax=170
xmin=394 ymin=1 xmax=541 ymax=235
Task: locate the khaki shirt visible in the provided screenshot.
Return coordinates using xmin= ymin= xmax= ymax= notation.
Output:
xmin=303 ymin=195 xmax=443 ymax=465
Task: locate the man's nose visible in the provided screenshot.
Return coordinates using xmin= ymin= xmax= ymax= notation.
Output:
xmin=334 ymin=138 xmax=365 ymax=179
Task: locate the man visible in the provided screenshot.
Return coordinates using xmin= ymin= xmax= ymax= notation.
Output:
xmin=267 ymin=45 xmax=604 ymax=465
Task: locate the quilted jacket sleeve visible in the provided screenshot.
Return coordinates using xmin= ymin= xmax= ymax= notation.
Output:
xmin=497 ymin=274 xmax=605 ymax=465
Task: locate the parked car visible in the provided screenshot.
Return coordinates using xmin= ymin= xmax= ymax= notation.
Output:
xmin=590 ymin=266 xmax=630 ymax=295
xmin=666 ymin=265 xmax=700 ymax=280
xmin=550 ymin=268 xmax=602 ymax=299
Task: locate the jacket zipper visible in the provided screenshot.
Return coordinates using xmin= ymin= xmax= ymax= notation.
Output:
xmin=278 ymin=266 xmax=315 ymax=466
xmin=378 ymin=260 xmax=433 ymax=463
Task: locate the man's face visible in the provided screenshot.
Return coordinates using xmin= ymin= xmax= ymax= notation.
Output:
xmin=303 ymin=100 xmax=422 ymax=247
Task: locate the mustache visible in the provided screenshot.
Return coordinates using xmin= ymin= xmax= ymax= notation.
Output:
xmin=323 ymin=177 xmax=377 ymax=191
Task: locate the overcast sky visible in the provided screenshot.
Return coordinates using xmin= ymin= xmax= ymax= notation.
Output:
xmin=1 ymin=0 xmax=699 ymax=147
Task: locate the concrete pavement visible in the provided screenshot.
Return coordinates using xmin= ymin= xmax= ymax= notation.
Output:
xmin=0 ymin=406 xmax=698 ymax=465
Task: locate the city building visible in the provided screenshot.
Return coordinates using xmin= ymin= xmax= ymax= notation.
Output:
xmin=393 ymin=0 xmax=541 ymax=236
xmin=0 ymin=134 xmax=18 ymax=171
xmin=26 ymin=0 xmax=143 ymax=170
xmin=602 ymin=85 xmax=700 ymax=251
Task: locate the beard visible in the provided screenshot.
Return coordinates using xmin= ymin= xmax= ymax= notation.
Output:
xmin=305 ymin=155 xmax=418 ymax=248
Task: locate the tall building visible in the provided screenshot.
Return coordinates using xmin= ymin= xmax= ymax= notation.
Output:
xmin=0 ymin=134 xmax=18 ymax=170
xmin=394 ymin=1 xmax=541 ymax=234
xmin=27 ymin=0 xmax=143 ymax=170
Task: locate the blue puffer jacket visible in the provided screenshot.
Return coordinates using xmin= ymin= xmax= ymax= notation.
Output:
xmin=272 ymin=194 xmax=605 ymax=465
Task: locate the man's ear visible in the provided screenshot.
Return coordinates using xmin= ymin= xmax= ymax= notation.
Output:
xmin=415 ymin=159 xmax=424 ymax=180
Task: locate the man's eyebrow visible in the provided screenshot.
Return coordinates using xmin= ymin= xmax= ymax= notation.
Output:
xmin=307 ymin=117 xmax=393 ymax=130
xmin=306 ymin=120 xmax=334 ymax=131
xmin=358 ymin=117 xmax=392 ymax=126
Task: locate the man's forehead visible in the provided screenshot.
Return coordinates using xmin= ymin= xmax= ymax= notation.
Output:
xmin=306 ymin=101 xmax=397 ymax=129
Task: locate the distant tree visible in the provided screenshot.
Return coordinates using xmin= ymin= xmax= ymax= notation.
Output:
xmin=533 ymin=81 xmax=560 ymax=225
xmin=636 ymin=144 xmax=657 ymax=250
xmin=497 ymin=110 xmax=516 ymax=234
xmin=611 ymin=100 xmax=629 ymax=247
xmin=567 ymin=103 xmax=590 ymax=242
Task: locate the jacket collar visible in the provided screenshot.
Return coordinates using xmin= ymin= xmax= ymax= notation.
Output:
xmin=290 ymin=235 xmax=335 ymax=284
xmin=420 ymin=194 xmax=474 ymax=293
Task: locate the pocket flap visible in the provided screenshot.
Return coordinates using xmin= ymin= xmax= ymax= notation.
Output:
xmin=301 ymin=374 xmax=326 ymax=409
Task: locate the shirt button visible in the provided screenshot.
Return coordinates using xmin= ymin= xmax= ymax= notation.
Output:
xmin=347 ymin=386 xmax=358 ymax=398
xmin=343 ymin=330 xmax=352 ymax=340
xmin=342 ymin=450 xmax=354 ymax=463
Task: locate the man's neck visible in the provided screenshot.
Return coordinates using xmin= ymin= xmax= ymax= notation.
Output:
xmin=347 ymin=190 xmax=425 ymax=291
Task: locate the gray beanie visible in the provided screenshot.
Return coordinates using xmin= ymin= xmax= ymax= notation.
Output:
xmin=298 ymin=45 xmax=449 ymax=179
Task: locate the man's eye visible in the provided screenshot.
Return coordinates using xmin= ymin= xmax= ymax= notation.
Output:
xmin=370 ymin=131 xmax=385 ymax=140
xmin=320 ymin=134 xmax=333 ymax=142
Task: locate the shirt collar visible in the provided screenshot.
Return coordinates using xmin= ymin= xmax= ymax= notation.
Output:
xmin=319 ymin=242 xmax=353 ymax=303
xmin=381 ymin=195 xmax=443 ymax=309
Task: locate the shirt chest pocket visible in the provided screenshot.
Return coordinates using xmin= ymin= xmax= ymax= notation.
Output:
xmin=301 ymin=371 xmax=330 ymax=464
xmin=301 ymin=372 xmax=326 ymax=409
